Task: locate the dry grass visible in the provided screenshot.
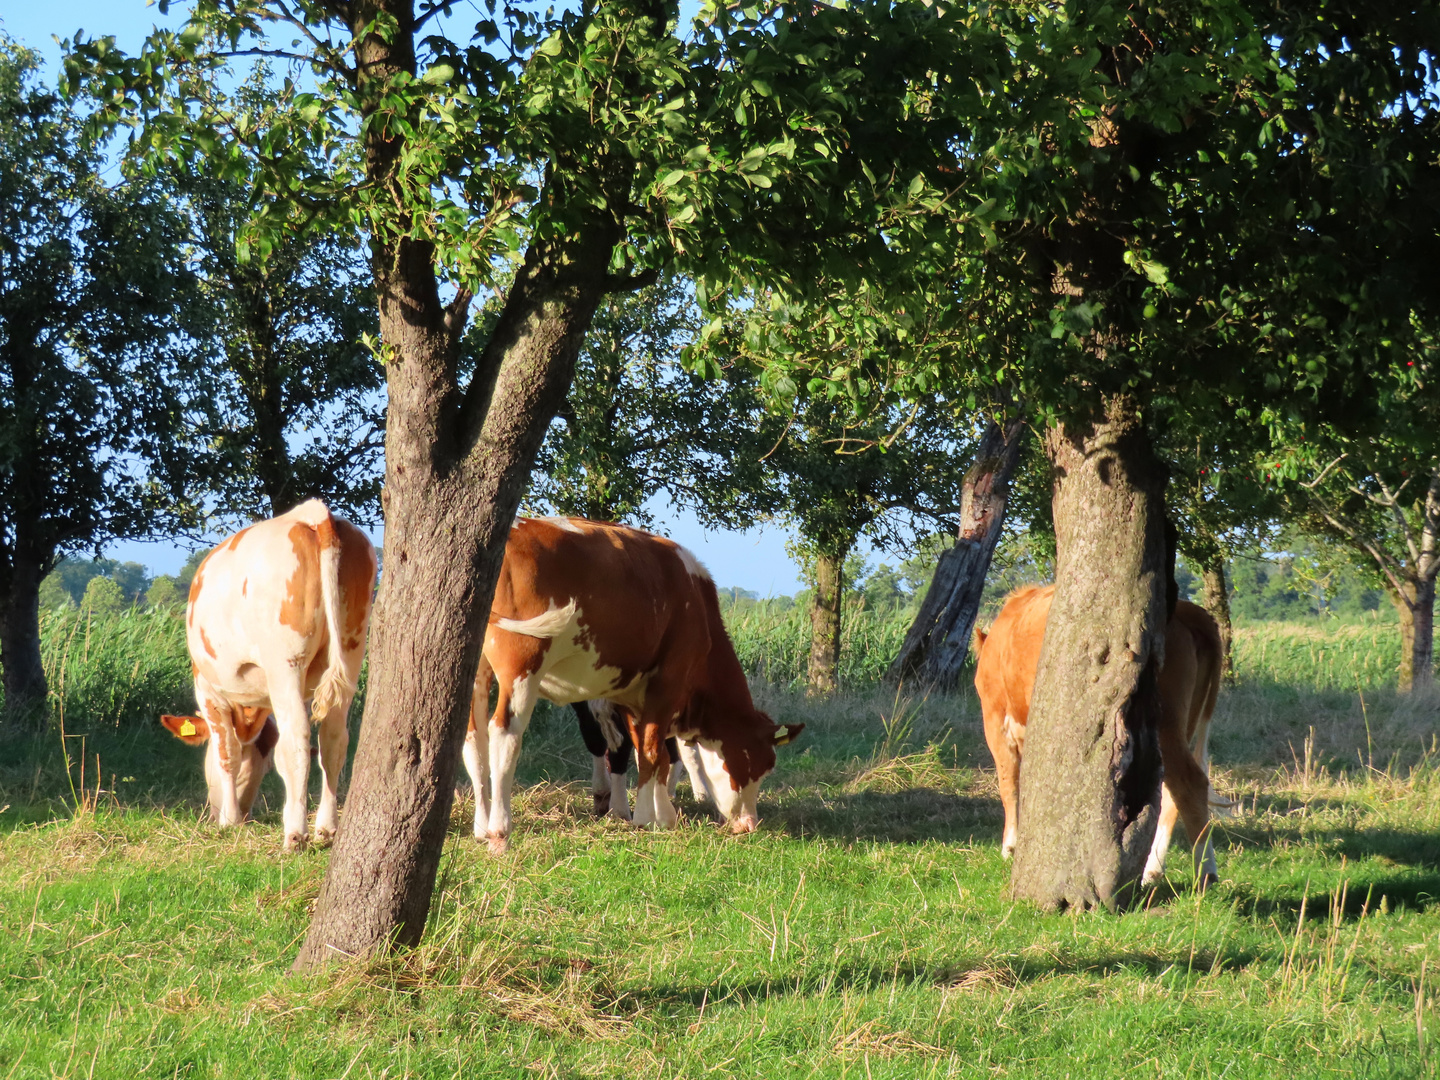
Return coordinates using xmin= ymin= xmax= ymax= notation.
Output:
xmin=831 ymin=1018 xmax=948 ymax=1059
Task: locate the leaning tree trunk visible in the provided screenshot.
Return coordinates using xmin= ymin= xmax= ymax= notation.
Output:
xmin=0 ymin=553 xmax=49 ymax=721
xmin=1198 ymin=554 xmax=1234 ymax=683
xmin=294 ymin=227 xmax=617 ymax=969
xmin=293 ymin=0 xmax=638 ymax=969
xmin=1009 ymin=396 xmax=1169 ymax=912
xmin=886 ymin=415 xmax=1026 ymax=690
xmin=1390 ymin=578 xmax=1436 ymax=693
xmin=807 ymin=549 xmax=845 ymax=696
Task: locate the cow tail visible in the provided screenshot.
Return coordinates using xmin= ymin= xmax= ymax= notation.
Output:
xmin=295 ymin=500 xmax=351 ymax=724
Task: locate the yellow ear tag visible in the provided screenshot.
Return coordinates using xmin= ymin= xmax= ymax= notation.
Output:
xmin=774 ymin=725 xmax=789 ymax=740
xmin=180 ymin=719 xmax=197 ymax=737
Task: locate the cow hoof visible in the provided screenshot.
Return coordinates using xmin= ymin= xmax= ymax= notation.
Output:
xmin=284 ymin=832 xmax=309 ymax=853
xmin=592 ymin=791 xmax=612 ymax=818
xmin=1197 ymin=872 xmax=1219 ymax=893
xmin=313 ymin=828 xmax=336 ymax=848
xmin=1001 ymin=845 xmax=1015 ymax=861
xmin=730 ymin=815 xmax=758 ymax=835
xmin=1141 ymin=872 xmax=1162 ymax=888
xmin=487 ymin=832 xmax=510 ymax=856
xmin=608 ymin=805 xmax=633 ymax=823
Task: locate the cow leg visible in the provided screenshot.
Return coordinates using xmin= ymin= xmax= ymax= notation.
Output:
xmin=486 ymin=672 xmax=540 ymax=855
xmin=631 ymin=710 xmax=678 ymax=830
xmin=312 ymin=700 xmax=351 ymax=846
xmin=463 ymin=667 xmax=493 ymax=838
xmin=676 ymin=739 xmax=714 ymax=806
xmin=235 ymin=716 xmax=279 ymax=819
xmin=203 ymin=723 xmax=245 ymax=828
xmin=269 ymin=682 xmax=313 ymax=852
xmin=1156 ymin=703 xmax=1217 ymax=891
xmin=665 ymin=736 xmax=682 ymax=801
xmin=573 ymin=701 xmax=613 ymax=817
xmin=1142 ymin=783 xmax=1180 ymax=886
xmin=606 ymin=714 xmax=633 ymax=823
xmin=462 ymin=720 xmax=489 ymax=838
xmin=984 ymin=710 xmax=1023 ymax=860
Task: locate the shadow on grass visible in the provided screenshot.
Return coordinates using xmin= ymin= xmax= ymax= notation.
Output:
xmin=1224 ymin=872 xmax=1440 ymax=921
xmin=1211 ymin=794 xmax=1440 ymax=869
xmin=763 ymin=787 xmax=1003 ymax=845
xmin=624 ymin=947 xmax=1265 ymax=1012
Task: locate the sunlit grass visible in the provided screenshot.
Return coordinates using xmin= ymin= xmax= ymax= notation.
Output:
xmin=1 ymin=611 xmax=1436 ymax=1077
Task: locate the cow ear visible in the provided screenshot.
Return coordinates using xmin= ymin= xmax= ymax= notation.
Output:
xmin=973 ymin=627 xmax=988 ymax=655
xmin=772 ymin=722 xmax=804 ymax=747
xmin=160 ymin=714 xmax=209 ymax=745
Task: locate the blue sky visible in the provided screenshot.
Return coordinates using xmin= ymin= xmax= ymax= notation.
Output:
xmin=0 ymin=2 xmax=809 ymax=595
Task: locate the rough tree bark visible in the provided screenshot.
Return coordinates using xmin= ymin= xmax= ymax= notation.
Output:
xmin=1008 ymin=397 xmax=1170 ymax=912
xmin=1198 ymin=554 xmax=1234 ymax=683
xmin=294 ymin=0 xmax=642 ymax=969
xmin=885 ymin=415 xmax=1026 ymax=690
xmin=1389 ymin=578 xmax=1436 ymax=692
xmin=807 ymin=550 xmax=845 ymax=696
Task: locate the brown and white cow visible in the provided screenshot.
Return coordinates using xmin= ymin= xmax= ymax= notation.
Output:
xmin=973 ymin=584 xmax=1227 ymax=888
xmin=160 ymin=499 xmax=377 ymax=850
xmin=464 ymin=517 xmax=802 ymax=854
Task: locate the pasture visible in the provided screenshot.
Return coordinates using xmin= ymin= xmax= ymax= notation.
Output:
xmin=1 ymin=608 xmax=1438 ymax=1078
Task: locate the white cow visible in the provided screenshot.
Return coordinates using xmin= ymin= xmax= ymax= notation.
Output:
xmin=160 ymin=499 xmax=376 ymax=850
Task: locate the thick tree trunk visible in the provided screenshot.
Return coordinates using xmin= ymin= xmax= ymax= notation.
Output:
xmin=807 ymin=550 xmax=845 ymax=696
xmin=1009 ymin=397 xmax=1169 ymax=912
xmin=295 ymin=233 xmax=614 ymax=968
xmin=886 ymin=416 xmax=1025 ymax=690
xmin=1391 ymin=579 xmax=1435 ymax=693
xmin=1199 ymin=556 xmax=1234 ymax=683
xmin=0 ymin=554 xmax=48 ymax=720
xmin=294 ymin=0 xmax=641 ymax=969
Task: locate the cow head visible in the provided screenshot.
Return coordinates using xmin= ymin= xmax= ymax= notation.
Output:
xmin=160 ymin=709 xmax=278 ymax=821
xmin=681 ymin=709 xmax=804 ymax=834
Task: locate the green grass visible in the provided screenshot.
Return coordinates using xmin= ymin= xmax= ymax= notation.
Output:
xmin=1 ymin=612 xmax=1437 ymax=1077
xmin=1233 ymin=617 xmax=1404 ymax=691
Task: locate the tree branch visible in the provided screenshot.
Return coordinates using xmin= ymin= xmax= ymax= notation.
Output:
xmin=603 ymin=268 xmax=660 ymax=293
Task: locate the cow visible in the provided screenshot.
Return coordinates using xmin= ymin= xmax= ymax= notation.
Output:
xmin=463 ymin=517 xmax=803 ymax=854
xmin=973 ymin=584 xmax=1227 ymax=889
xmin=159 ymin=499 xmax=377 ymax=851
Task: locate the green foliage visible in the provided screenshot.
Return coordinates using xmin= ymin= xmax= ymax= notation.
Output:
xmin=0 ymin=606 xmax=192 ymax=726
xmin=36 ymin=575 xmax=72 ymax=613
xmin=721 ymin=596 xmax=916 ymax=689
xmin=80 ymin=577 xmax=127 ymax=618
xmin=0 ymin=38 xmax=206 ymax=601
xmin=143 ymin=576 xmax=185 ymax=611
xmin=171 ymin=74 xmax=383 ymax=525
xmin=1225 ymin=544 xmax=1388 ymax=623
xmin=525 ymin=274 xmax=772 ymax=529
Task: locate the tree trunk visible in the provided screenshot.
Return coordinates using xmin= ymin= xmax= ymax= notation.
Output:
xmin=1198 ymin=555 xmax=1234 ymax=683
xmin=294 ymin=0 xmax=639 ymax=969
xmin=807 ymin=549 xmax=845 ymax=696
xmin=0 ymin=554 xmax=48 ymax=721
xmin=886 ymin=415 xmax=1026 ymax=690
xmin=1009 ymin=397 xmax=1169 ymax=912
xmin=1391 ymin=578 xmax=1435 ymax=693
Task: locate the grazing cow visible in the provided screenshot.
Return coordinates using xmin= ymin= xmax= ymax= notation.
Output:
xmin=973 ymin=584 xmax=1226 ymax=888
xmin=159 ymin=500 xmax=377 ymax=851
xmin=464 ymin=517 xmax=802 ymax=854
